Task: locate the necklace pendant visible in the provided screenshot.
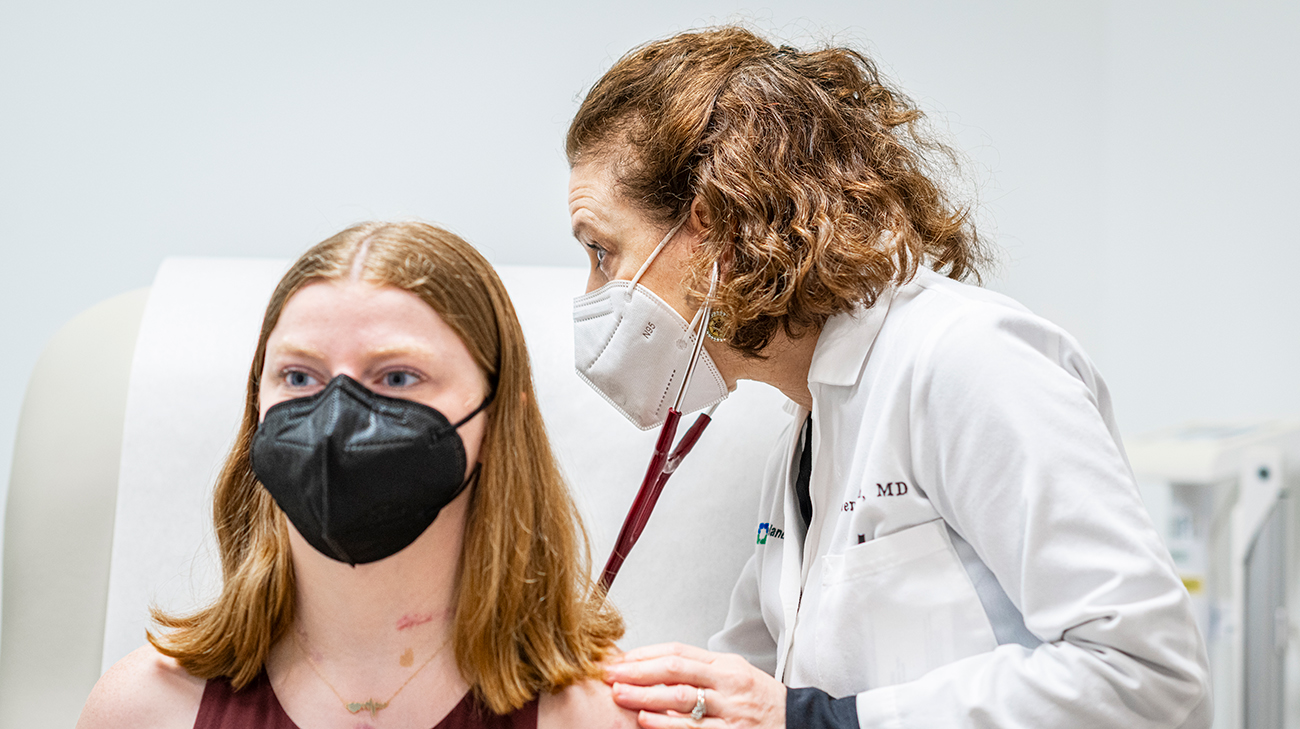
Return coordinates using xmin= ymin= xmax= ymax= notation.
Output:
xmin=346 ymin=700 xmax=389 ymax=718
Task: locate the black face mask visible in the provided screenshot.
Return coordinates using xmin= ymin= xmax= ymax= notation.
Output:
xmin=251 ymin=374 xmax=492 ymax=566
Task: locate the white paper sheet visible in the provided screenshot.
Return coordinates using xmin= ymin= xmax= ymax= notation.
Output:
xmin=104 ymin=258 xmax=290 ymax=670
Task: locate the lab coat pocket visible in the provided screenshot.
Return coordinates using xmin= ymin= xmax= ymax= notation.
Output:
xmin=815 ymin=518 xmax=997 ymax=695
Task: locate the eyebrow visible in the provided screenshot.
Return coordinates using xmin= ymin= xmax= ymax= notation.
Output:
xmin=268 ymin=342 xmax=328 ymax=361
xmin=366 ymin=345 xmax=440 ymax=360
xmin=571 ymin=219 xmax=594 ymax=241
xmin=268 ymin=342 xmax=441 ymax=362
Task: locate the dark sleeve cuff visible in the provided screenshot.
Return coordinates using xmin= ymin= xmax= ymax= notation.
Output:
xmin=786 ymin=686 xmax=858 ymax=729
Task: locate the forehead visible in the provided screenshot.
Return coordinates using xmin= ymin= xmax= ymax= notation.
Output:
xmin=568 ymin=158 xmax=619 ymax=211
xmin=568 ymin=157 xmax=659 ymax=238
xmin=270 ymin=279 xmax=456 ymax=351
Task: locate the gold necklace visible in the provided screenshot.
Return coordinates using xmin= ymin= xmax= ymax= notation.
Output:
xmin=294 ymin=630 xmax=453 ymax=719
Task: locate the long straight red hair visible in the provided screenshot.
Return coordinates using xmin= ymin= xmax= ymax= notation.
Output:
xmin=149 ymin=222 xmax=623 ymax=713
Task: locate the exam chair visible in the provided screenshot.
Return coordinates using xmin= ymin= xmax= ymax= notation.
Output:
xmin=1 ymin=259 xmax=789 ymax=729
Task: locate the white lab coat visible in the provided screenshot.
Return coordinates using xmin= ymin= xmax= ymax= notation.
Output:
xmin=709 ymin=267 xmax=1211 ymax=728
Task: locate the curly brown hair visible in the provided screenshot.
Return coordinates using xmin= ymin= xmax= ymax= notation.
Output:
xmin=567 ymin=26 xmax=990 ymax=357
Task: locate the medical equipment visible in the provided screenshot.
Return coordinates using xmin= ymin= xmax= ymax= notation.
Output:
xmin=600 ymin=406 xmax=715 ymax=589
xmin=599 ymin=265 xmax=719 ymax=590
xmin=253 ymin=374 xmax=493 ymax=566
xmin=1128 ymin=422 xmax=1300 ymax=729
xmin=1 ymin=259 xmax=789 ymax=729
xmin=572 ymin=220 xmax=728 ymax=431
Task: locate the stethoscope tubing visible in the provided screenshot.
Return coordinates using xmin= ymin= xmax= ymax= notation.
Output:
xmin=599 ymin=262 xmax=722 ymax=592
xmin=600 ymin=407 xmax=714 ymax=591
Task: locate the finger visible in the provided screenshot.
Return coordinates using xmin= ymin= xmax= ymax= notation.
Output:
xmin=611 ymin=683 xmax=725 ymax=716
xmin=599 ymin=650 xmax=629 ymax=684
xmin=617 ymin=642 xmax=716 ymax=664
xmin=604 ymin=654 xmax=715 ymax=688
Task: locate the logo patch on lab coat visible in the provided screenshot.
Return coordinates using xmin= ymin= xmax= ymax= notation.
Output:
xmin=757 ymin=523 xmax=784 ymax=544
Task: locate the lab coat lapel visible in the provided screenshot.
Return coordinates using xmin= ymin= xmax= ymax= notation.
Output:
xmin=774 ymin=404 xmax=808 ymax=681
xmin=774 ymin=286 xmax=896 ymax=680
xmin=807 ymin=285 xmax=896 ymax=388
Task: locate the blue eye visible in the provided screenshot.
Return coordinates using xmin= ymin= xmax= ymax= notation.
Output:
xmin=285 ymin=370 xmax=316 ymax=388
xmin=384 ymin=371 xmax=417 ymax=388
xmin=587 ymin=243 xmax=607 ymax=266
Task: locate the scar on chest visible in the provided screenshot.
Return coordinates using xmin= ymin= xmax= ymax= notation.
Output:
xmin=396 ymin=612 xmax=434 ymax=631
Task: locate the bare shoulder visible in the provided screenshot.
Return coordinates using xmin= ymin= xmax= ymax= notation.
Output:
xmin=76 ymin=645 xmax=207 ymax=729
xmin=538 ymin=678 xmax=640 ymax=729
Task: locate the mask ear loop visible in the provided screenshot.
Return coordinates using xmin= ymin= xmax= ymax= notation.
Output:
xmin=450 ymin=396 xmax=491 ymax=498
xmin=671 ymin=261 xmax=720 ymax=413
xmin=448 ymin=461 xmax=482 ymax=503
xmin=627 ymin=217 xmax=689 ymax=297
xmin=450 ymin=388 xmax=496 ymax=430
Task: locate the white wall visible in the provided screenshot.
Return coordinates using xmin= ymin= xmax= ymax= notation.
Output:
xmin=2 ymin=0 xmax=1297 ymax=561
xmin=1101 ymin=1 xmax=1300 ymax=432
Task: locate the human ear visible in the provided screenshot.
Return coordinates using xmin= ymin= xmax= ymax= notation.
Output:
xmin=687 ymin=198 xmax=734 ymax=276
xmin=687 ymin=198 xmax=712 ymax=238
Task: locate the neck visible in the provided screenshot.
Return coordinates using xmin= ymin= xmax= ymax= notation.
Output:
xmin=708 ymin=327 xmax=819 ymax=411
xmin=288 ymin=491 xmax=468 ymax=663
xmin=265 ymin=493 xmax=471 ymax=725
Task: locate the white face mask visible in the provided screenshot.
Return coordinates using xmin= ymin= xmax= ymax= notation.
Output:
xmin=573 ymin=220 xmax=729 ymax=430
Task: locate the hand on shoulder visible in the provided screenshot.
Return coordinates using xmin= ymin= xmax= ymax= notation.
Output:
xmin=77 ymin=644 xmax=206 ymax=729
xmin=539 ymin=678 xmax=640 ymax=729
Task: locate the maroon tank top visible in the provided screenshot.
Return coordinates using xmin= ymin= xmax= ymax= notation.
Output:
xmin=194 ymin=672 xmax=539 ymax=729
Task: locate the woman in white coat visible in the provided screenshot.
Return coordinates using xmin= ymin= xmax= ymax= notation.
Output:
xmin=566 ymin=26 xmax=1210 ymax=729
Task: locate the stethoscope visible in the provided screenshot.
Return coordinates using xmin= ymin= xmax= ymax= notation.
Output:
xmin=599 ymin=263 xmax=721 ymax=591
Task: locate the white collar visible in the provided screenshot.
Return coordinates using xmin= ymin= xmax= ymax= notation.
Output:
xmin=807 ymin=283 xmax=898 ymax=388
